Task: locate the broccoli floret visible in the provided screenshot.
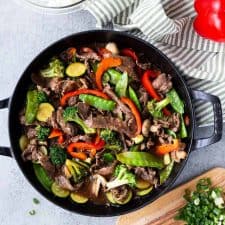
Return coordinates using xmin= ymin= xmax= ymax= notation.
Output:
xmin=37 ymin=91 xmax=48 ymax=103
xmin=36 ymin=126 xmax=50 ymax=141
xmin=100 ymin=129 xmax=122 ymax=151
xmin=103 ymin=153 xmax=115 ymax=163
xmin=65 ymin=159 xmax=89 ymax=183
xmin=49 ymin=146 xmax=67 ymax=166
xmin=106 ymin=165 xmax=136 ymax=190
xmin=100 ymin=129 xmax=117 ymax=143
xmin=40 ymin=57 xmax=64 ymax=78
xmin=147 ymin=98 xmax=170 ymax=118
xmin=63 ymin=106 xmax=96 ymax=134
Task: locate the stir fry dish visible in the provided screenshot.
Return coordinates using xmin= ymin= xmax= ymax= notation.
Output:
xmin=19 ymin=43 xmax=189 ymax=205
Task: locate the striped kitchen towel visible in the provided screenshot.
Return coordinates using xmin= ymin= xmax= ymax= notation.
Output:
xmin=85 ymin=0 xmax=225 ymax=126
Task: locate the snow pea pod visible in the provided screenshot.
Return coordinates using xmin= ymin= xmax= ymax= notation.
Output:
xmin=128 ymin=86 xmax=141 ymax=111
xmin=25 ymin=90 xmax=39 ymax=124
xmin=167 ymin=89 xmax=184 ymax=114
xmin=79 ymin=94 xmax=116 ymax=111
xmin=33 ymin=164 xmax=53 ymax=192
xmin=116 ymin=152 xmax=164 ymax=169
xmin=159 ymin=160 xmax=174 ymax=185
xmin=166 ymin=129 xmax=177 ymax=139
xmin=107 ymin=68 xmax=122 ymax=85
xmin=180 ymin=115 xmax=188 ymax=138
xmin=115 ymin=72 xmax=128 ymax=97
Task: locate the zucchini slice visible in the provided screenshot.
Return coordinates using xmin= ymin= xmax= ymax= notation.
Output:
xmin=114 ymin=190 xmax=133 ymax=205
xmin=136 ymin=186 xmax=153 ymax=196
xmin=136 ymin=178 xmax=151 ymax=190
xmin=19 ymin=135 xmax=29 ymax=151
xmin=106 ymin=192 xmax=116 ymax=204
xmin=51 ymin=182 xmax=70 ymax=198
xmin=36 ymin=103 xmax=54 ymax=122
xmin=70 ymin=192 xmax=88 ymax=204
xmin=66 ymin=62 xmax=86 ymax=77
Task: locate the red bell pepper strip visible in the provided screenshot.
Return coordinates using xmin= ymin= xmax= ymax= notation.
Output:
xmin=194 ymin=0 xmax=225 ymax=42
xmin=60 ymin=89 xmax=109 ymax=106
xmin=141 ymin=70 xmax=161 ymax=101
xmin=96 ymin=57 xmax=122 ymax=90
xmin=120 ymin=97 xmax=142 ymax=136
xmin=121 ymin=48 xmax=143 ymax=76
xmin=121 ymin=48 xmax=138 ymax=62
xmin=98 ymin=48 xmax=112 ymax=57
xmin=141 ymin=70 xmax=171 ymax=116
xmin=155 ymin=139 xmax=180 ymax=155
xmin=162 ymin=108 xmax=172 ymax=116
xmin=69 ymin=152 xmax=87 ymax=160
xmin=67 ymin=140 xmax=105 ymax=159
xmin=94 ymin=130 xmax=101 ymax=145
xmin=184 ymin=115 xmax=190 ymax=126
xmin=48 ymin=129 xmax=64 ymax=144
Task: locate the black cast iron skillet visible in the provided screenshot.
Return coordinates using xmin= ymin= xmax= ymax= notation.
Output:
xmin=0 ymin=30 xmax=223 ymax=216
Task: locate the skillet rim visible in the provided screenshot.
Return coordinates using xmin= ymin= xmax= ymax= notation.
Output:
xmin=8 ymin=30 xmax=195 ymax=217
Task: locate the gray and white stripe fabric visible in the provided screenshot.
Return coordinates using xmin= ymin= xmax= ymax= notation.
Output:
xmin=85 ymin=0 xmax=225 ymax=126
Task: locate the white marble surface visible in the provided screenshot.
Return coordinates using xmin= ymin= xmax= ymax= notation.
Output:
xmin=0 ymin=1 xmax=224 ymax=225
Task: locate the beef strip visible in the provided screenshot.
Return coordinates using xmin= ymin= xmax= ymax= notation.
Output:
xmin=149 ymin=114 xmax=180 ymax=144
xmin=60 ymin=79 xmax=80 ymax=95
xmin=76 ymin=47 xmax=101 ymax=61
xmin=22 ymin=143 xmax=56 ymax=178
xmin=134 ymin=167 xmax=158 ymax=185
xmin=97 ymin=161 xmax=117 ymax=177
xmin=138 ymin=87 xmax=149 ymax=107
xmin=55 ymin=175 xmax=76 ymax=191
xmin=168 ymin=113 xmax=181 ymax=132
xmin=31 ymin=73 xmax=48 ymax=87
xmin=79 ymin=78 xmax=90 ymax=89
xmin=146 ymin=138 xmax=155 ymax=149
xmin=47 ymin=111 xmax=60 ymax=129
xmin=117 ymin=56 xmax=139 ymax=81
xmin=56 ymin=107 xmax=76 ymax=136
xmin=111 ymin=185 xmax=130 ymax=202
xmin=32 ymin=73 xmax=84 ymax=95
xmin=22 ymin=143 xmax=38 ymax=161
xmin=90 ymin=150 xmax=105 ymax=173
xmin=136 ymin=61 xmax=151 ymax=70
xmin=84 ymin=115 xmax=136 ymax=138
xmin=37 ymin=85 xmax=51 ymax=96
xmin=70 ymin=135 xmax=92 ymax=143
xmin=150 ymin=118 xmax=177 ymax=144
xmin=152 ymin=73 xmax=172 ymax=95
xmin=120 ymin=133 xmax=128 ymax=151
xmin=26 ymin=127 xmax=37 ymax=139
xmin=85 ymin=72 xmax=97 ymax=89
xmin=55 ymin=165 xmax=83 ymax=191
xmin=67 ymin=96 xmax=78 ymax=106
xmin=103 ymin=85 xmax=131 ymax=115
xmin=76 ymin=102 xmax=90 ymax=120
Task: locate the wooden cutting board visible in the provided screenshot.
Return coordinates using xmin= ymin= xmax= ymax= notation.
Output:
xmin=117 ymin=167 xmax=225 ymax=225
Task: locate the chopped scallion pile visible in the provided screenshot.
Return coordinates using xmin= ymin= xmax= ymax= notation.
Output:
xmin=175 ymin=178 xmax=225 ymax=225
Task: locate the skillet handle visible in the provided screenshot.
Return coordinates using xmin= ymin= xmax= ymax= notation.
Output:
xmin=0 ymin=98 xmax=12 ymax=157
xmin=191 ymin=90 xmax=223 ymax=150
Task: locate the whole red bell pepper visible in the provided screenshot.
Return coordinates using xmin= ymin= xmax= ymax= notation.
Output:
xmin=194 ymin=0 xmax=225 ymax=42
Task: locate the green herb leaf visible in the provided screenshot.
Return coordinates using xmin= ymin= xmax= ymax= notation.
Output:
xmin=33 ymin=198 xmax=40 ymax=204
xmin=29 ymin=210 xmax=36 ymax=216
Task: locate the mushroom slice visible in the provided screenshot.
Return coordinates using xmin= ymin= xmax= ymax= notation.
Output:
xmin=91 ymin=174 xmax=107 ymax=197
